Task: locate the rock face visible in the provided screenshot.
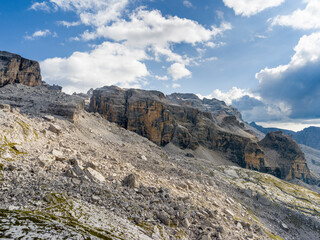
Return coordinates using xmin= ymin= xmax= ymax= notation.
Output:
xmin=0 ymin=51 xmax=42 ymax=87
xmin=90 ymin=86 xmax=314 ymax=184
xmin=0 ymin=84 xmax=84 ymax=121
xmin=167 ymin=92 xmax=242 ymax=123
xmin=259 ymin=131 xmax=311 ymax=182
xmin=89 ymin=86 xmax=265 ymax=170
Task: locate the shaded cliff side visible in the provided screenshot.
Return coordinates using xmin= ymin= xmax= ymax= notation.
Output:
xmin=0 ymin=51 xmax=42 ymax=87
xmin=259 ymin=131 xmax=311 ymax=183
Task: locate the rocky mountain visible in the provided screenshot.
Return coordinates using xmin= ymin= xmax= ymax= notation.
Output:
xmin=0 ymin=51 xmax=42 ymax=87
xmin=259 ymin=131 xmax=311 ymax=182
xmin=250 ymin=122 xmax=320 ymax=151
xmin=1 ymin=52 xmax=320 ymax=239
xmin=89 ymin=86 xmax=312 ymax=183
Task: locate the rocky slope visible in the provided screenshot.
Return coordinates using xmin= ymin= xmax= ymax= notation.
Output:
xmin=89 ymin=86 xmax=311 ymax=183
xmin=0 ymin=86 xmax=319 ymax=239
xmin=0 ymin=51 xmax=42 ymax=87
xmin=0 ymin=51 xmax=319 ymax=239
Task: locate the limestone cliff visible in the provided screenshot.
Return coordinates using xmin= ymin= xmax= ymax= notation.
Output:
xmin=89 ymin=86 xmax=265 ymax=171
xmin=259 ymin=131 xmax=311 ymax=182
xmin=0 ymin=51 xmax=42 ymax=87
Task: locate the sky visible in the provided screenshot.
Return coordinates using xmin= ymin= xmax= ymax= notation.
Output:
xmin=0 ymin=0 xmax=320 ymax=131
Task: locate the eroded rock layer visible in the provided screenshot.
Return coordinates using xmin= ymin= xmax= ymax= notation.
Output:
xmin=90 ymin=86 xmax=312 ymax=183
xmin=89 ymin=86 xmax=265 ymax=171
xmin=0 ymin=51 xmax=42 ymax=87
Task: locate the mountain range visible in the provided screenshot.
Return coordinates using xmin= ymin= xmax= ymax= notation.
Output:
xmin=1 ymin=51 xmax=320 ymax=239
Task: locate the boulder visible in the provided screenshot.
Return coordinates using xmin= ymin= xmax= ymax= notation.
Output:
xmin=122 ymin=174 xmax=136 ymax=188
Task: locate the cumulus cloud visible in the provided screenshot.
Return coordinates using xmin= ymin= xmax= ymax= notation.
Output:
xmin=31 ymin=2 xmax=231 ymax=92
xmin=41 ymin=42 xmax=149 ymax=93
xmin=168 ymin=63 xmax=191 ymax=80
xmin=256 ymin=32 xmax=320 ymax=119
xmin=29 ymin=1 xmax=51 ymax=11
xmin=200 ymin=87 xmax=260 ymax=105
xmin=31 ymin=0 xmax=129 ymax=27
xmin=25 ymin=29 xmax=52 ymax=40
xmin=80 ymin=9 xmax=231 ymax=45
xmin=272 ymin=0 xmax=320 ymax=30
xmin=223 ymin=0 xmax=285 ymax=17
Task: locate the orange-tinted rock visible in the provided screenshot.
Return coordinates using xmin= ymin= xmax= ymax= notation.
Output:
xmin=89 ymin=86 xmax=311 ymax=183
xmin=0 ymin=51 xmax=42 ymax=87
xmin=89 ymin=86 xmax=265 ymax=170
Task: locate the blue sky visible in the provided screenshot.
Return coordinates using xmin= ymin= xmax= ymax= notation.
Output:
xmin=1 ymin=0 xmax=320 ymax=130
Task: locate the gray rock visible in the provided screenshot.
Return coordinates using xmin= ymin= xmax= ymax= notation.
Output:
xmin=0 ymin=103 xmax=10 ymax=112
xmin=43 ymin=115 xmax=55 ymax=122
xmin=122 ymin=174 xmax=136 ymax=188
xmin=156 ymin=212 xmax=170 ymax=226
xmin=181 ymin=217 xmax=190 ymax=228
xmin=49 ymin=124 xmax=62 ymax=135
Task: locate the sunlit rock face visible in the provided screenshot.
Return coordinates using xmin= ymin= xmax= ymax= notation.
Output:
xmin=89 ymin=86 xmax=265 ymax=171
xmin=0 ymin=51 xmax=42 ymax=88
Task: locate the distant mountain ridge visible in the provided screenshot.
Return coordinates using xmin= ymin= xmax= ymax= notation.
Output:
xmin=250 ymin=122 xmax=320 ymax=151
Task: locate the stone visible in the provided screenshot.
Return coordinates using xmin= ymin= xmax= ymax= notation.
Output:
xmin=122 ymin=174 xmax=136 ymax=188
xmin=140 ymin=155 xmax=147 ymax=161
xmin=92 ymin=195 xmax=101 ymax=202
xmin=0 ymin=51 xmax=42 ymax=87
xmin=43 ymin=115 xmax=55 ymax=122
xmin=156 ymin=212 xmax=170 ymax=226
xmin=0 ymin=103 xmax=10 ymax=112
xmin=52 ymin=149 xmax=65 ymax=161
xmin=201 ymin=233 xmax=212 ymax=240
xmin=181 ymin=217 xmax=190 ymax=228
xmin=224 ymin=209 xmax=234 ymax=218
xmin=48 ymin=124 xmax=62 ymax=135
xmin=281 ymin=222 xmax=289 ymax=231
xmin=84 ymin=167 xmax=105 ymax=183
xmin=72 ymin=178 xmax=81 ymax=185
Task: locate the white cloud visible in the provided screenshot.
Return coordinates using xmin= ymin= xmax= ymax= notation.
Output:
xmin=272 ymin=0 xmax=320 ymax=30
xmin=31 ymin=0 xmax=129 ymax=27
xmin=58 ymin=21 xmax=81 ymax=28
xmin=155 ymin=75 xmax=169 ymax=81
xmin=172 ymin=83 xmax=181 ymax=88
xmin=168 ymin=63 xmax=191 ymax=80
xmin=256 ymin=32 xmax=320 ymax=84
xmin=183 ymin=1 xmax=193 ymax=8
xmin=223 ymin=0 xmax=285 ymax=17
xmin=25 ymin=29 xmax=51 ymax=40
xmin=29 ymin=1 xmax=51 ymax=11
xmin=32 ymin=2 xmax=231 ymax=90
xmin=199 ymin=87 xmax=260 ymax=105
xmin=41 ymin=42 xmax=149 ymax=93
xmin=81 ymin=9 xmax=231 ymax=46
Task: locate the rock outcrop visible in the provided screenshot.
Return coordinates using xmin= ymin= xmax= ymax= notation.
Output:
xmin=259 ymin=131 xmax=311 ymax=182
xmin=90 ymin=86 xmax=314 ymax=184
xmin=0 ymin=84 xmax=84 ymax=121
xmin=0 ymin=51 xmax=42 ymax=87
xmin=90 ymin=86 xmax=265 ymax=170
